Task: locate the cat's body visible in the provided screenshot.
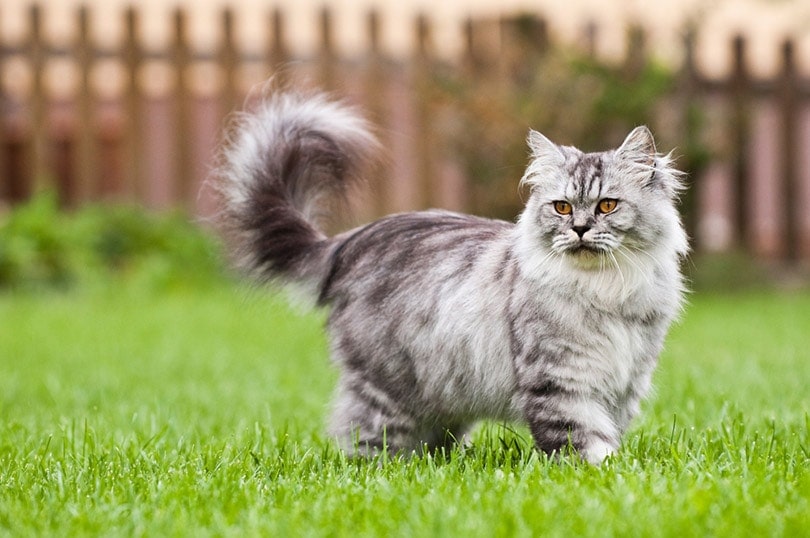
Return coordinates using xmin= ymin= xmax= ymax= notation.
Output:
xmin=216 ymin=90 xmax=688 ymax=463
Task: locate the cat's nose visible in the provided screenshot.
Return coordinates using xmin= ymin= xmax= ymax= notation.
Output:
xmin=572 ymin=225 xmax=591 ymax=238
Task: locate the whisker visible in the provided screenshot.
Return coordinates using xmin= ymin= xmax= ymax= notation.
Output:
xmin=608 ymin=251 xmax=626 ymax=294
xmin=616 ymin=247 xmax=654 ymax=288
xmin=624 ymin=245 xmax=661 ymax=266
xmin=536 ymin=249 xmax=559 ymax=273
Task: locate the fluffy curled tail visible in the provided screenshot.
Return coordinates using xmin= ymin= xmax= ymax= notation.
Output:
xmin=214 ymin=90 xmax=378 ymax=282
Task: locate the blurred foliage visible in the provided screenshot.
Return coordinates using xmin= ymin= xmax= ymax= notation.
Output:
xmin=430 ymin=24 xmax=711 ymax=221
xmin=686 ymin=252 xmax=771 ymax=293
xmin=0 ymin=193 xmax=225 ymax=291
xmin=685 ymin=251 xmax=809 ymax=294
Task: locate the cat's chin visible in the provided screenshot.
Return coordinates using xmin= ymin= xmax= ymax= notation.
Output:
xmin=564 ymin=246 xmax=607 ymax=270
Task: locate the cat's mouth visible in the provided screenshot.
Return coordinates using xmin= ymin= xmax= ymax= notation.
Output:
xmin=568 ymin=243 xmax=602 ymax=256
xmin=565 ymin=243 xmax=609 ymax=267
xmin=552 ymin=236 xmax=613 ymax=266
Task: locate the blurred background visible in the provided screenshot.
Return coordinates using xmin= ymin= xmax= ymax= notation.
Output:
xmin=2 ymin=0 xmax=810 ymax=288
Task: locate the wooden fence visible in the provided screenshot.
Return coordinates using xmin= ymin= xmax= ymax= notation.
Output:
xmin=2 ymin=4 xmax=810 ymax=262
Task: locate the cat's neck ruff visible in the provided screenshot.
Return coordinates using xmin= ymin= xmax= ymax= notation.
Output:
xmin=513 ymin=230 xmax=680 ymax=311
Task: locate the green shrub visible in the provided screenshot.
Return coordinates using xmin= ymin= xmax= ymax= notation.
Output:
xmin=0 ymin=193 xmax=74 ymax=289
xmin=0 ymin=194 xmax=226 ymax=291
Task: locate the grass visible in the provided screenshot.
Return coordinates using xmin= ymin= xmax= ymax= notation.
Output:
xmin=0 ymin=282 xmax=808 ymax=536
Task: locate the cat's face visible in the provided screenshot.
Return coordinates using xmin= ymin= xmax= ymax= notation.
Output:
xmin=520 ymin=127 xmax=684 ymax=269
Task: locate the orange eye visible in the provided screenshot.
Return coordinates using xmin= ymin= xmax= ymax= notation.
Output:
xmin=597 ymin=199 xmax=618 ymax=214
xmin=553 ymin=201 xmax=572 ymax=215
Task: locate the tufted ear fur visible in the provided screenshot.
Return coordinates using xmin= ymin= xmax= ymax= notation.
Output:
xmin=527 ymin=130 xmax=566 ymax=165
xmin=521 ymin=130 xmax=567 ymax=191
xmin=616 ymin=126 xmax=684 ymax=198
xmin=617 ymin=126 xmax=656 ymax=167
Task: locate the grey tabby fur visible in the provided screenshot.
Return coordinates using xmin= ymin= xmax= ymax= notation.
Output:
xmin=215 ymin=90 xmax=688 ymax=464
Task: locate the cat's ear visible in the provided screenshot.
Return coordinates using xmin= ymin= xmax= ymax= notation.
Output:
xmin=617 ymin=126 xmax=656 ymax=166
xmin=619 ymin=126 xmax=684 ymax=197
xmin=527 ymin=130 xmax=565 ymax=166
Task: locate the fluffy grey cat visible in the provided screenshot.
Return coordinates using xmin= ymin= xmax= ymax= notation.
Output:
xmin=215 ymin=90 xmax=688 ymax=464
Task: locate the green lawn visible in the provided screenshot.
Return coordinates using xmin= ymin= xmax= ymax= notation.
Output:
xmin=1 ymin=283 xmax=808 ymax=536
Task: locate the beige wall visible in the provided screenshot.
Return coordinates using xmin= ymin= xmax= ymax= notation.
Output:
xmin=2 ymin=0 xmax=810 ymax=75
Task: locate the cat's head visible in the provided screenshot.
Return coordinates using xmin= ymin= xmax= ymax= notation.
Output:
xmin=517 ymin=126 xmax=688 ymax=270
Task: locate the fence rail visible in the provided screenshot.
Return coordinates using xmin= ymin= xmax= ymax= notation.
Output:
xmin=2 ymin=4 xmax=810 ymax=262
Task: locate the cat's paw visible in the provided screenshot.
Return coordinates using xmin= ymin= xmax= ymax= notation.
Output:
xmin=580 ymin=439 xmax=616 ymax=465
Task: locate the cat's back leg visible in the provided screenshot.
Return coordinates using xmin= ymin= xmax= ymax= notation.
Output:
xmin=328 ymin=376 xmax=473 ymax=456
xmin=328 ymin=375 xmax=422 ymax=456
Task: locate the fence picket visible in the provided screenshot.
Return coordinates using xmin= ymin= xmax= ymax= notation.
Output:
xmin=730 ymin=35 xmax=752 ymax=251
xmin=74 ymin=5 xmax=92 ymax=205
xmin=172 ymin=8 xmax=192 ymax=207
xmin=124 ymin=7 xmax=144 ymax=201
xmin=268 ymin=8 xmax=289 ymax=81
xmin=29 ymin=5 xmax=46 ymax=193
xmin=779 ymin=39 xmax=799 ymax=261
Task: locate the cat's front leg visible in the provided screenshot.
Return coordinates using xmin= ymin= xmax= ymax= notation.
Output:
xmin=577 ymin=436 xmax=616 ymax=464
xmin=520 ymin=382 xmax=620 ymax=464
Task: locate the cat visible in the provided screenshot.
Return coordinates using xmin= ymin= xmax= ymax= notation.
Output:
xmin=214 ymin=89 xmax=688 ymax=464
